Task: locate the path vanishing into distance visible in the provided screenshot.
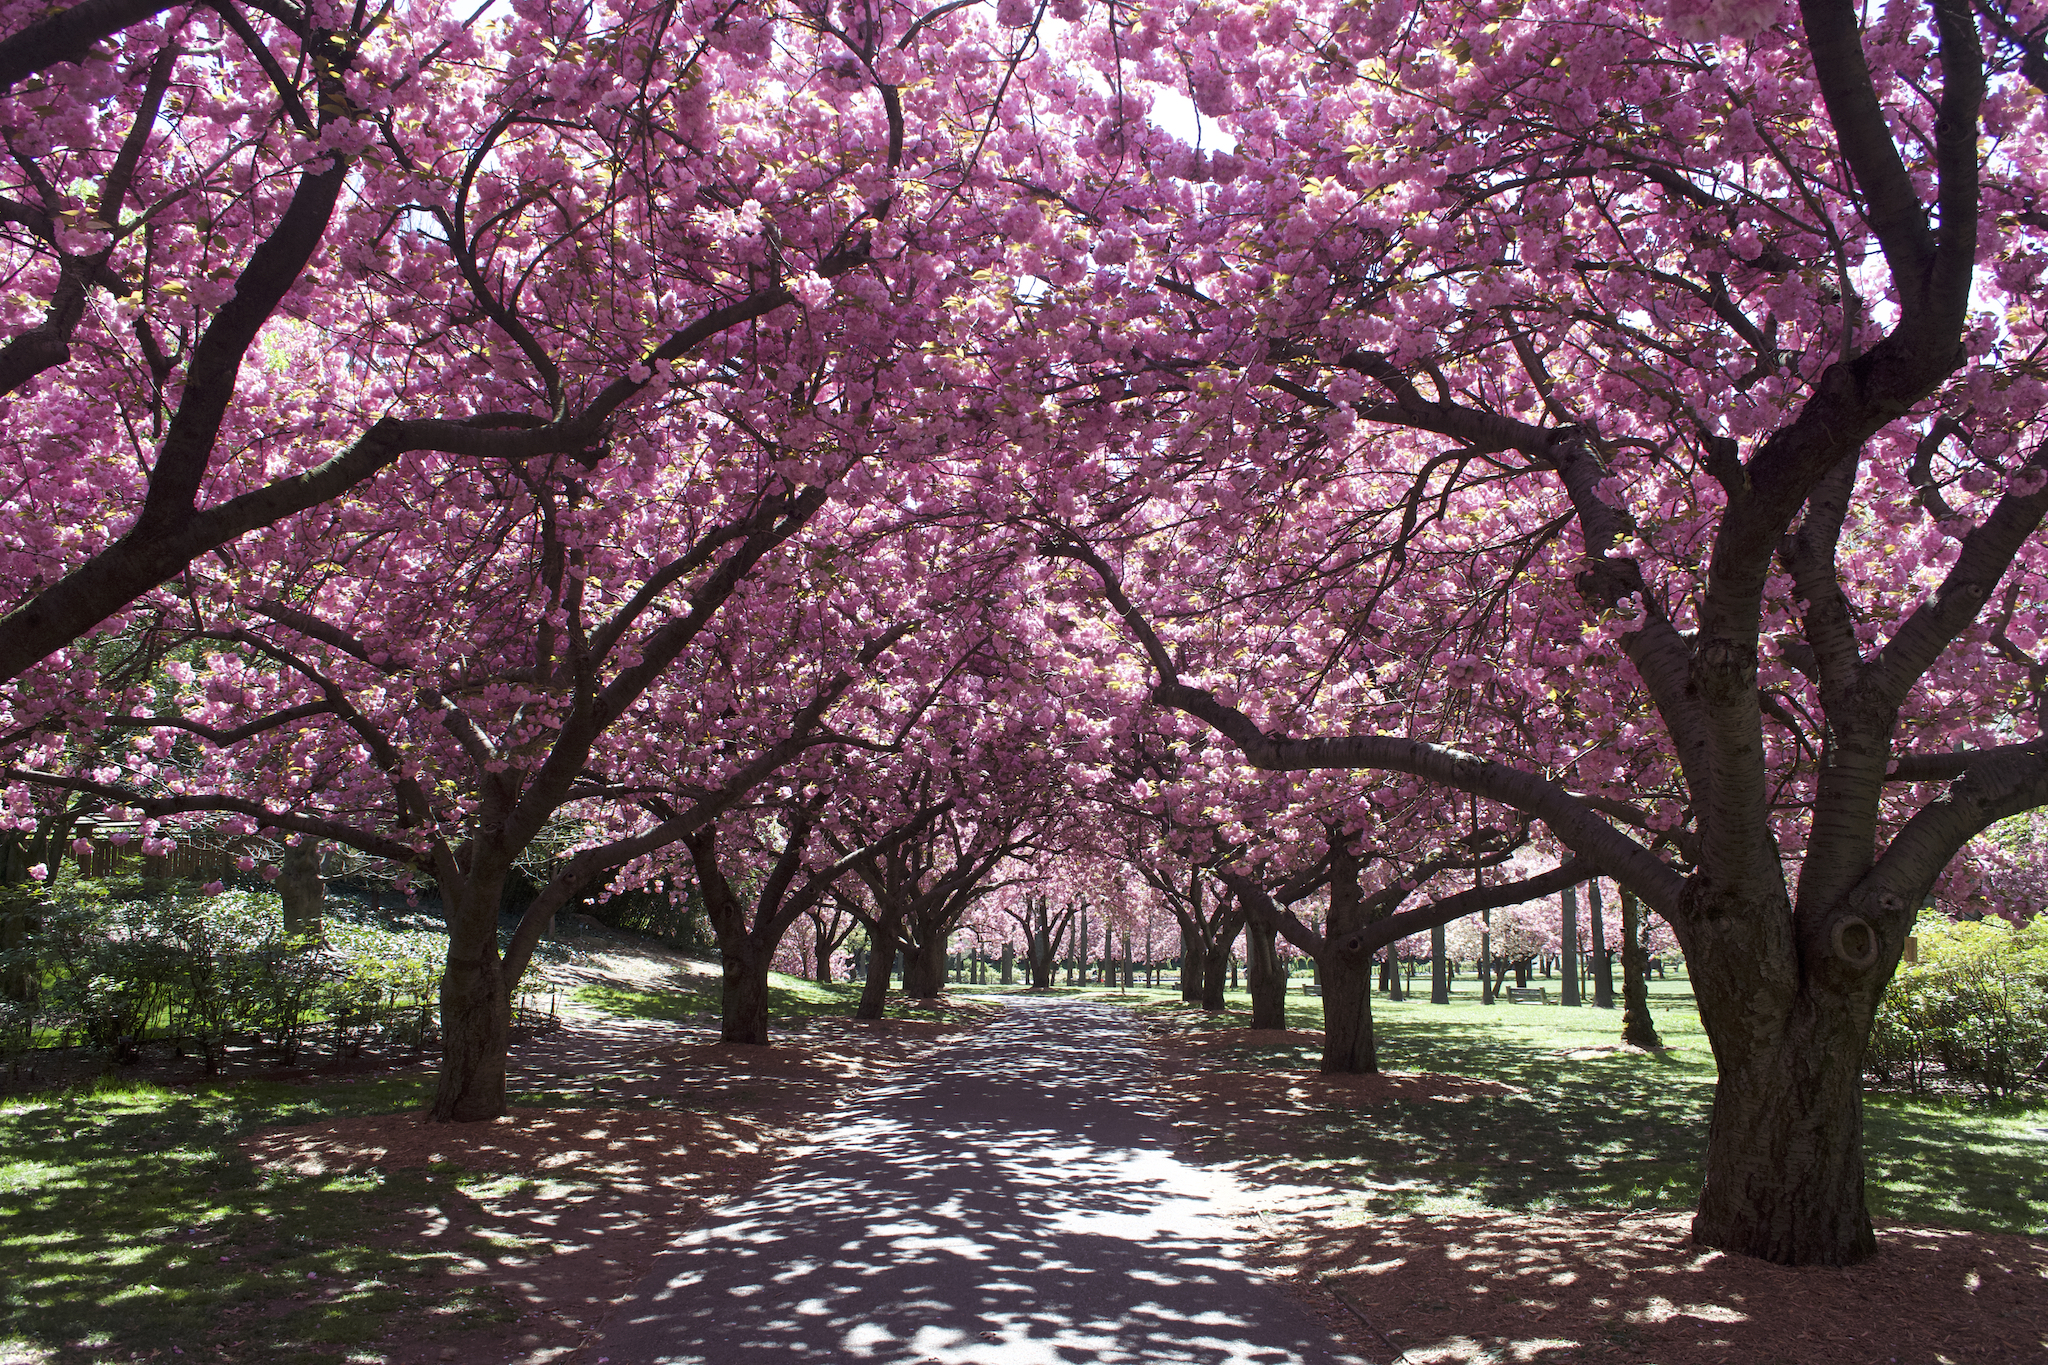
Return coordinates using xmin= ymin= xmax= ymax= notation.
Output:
xmin=589 ymin=997 xmax=1373 ymax=1365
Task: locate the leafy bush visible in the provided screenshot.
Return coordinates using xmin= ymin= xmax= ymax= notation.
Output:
xmin=0 ymin=877 xmax=501 ymax=1072
xmin=1867 ymin=919 xmax=2048 ymax=1097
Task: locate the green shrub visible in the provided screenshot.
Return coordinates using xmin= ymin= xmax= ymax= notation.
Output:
xmin=1868 ymin=919 xmax=2048 ymax=1098
xmin=0 ymin=878 xmax=482 ymax=1071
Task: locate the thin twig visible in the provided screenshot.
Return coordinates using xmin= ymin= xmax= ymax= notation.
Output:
xmin=1315 ymin=1270 xmax=1417 ymax=1365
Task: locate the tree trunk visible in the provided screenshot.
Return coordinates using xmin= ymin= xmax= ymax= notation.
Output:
xmin=857 ymin=916 xmax=899 ymax=1019
xmin=1589 ymin=879 xmax=1615 ymax=1008
xmin=1388 ymin=952 xmax=1405 ymax=1001
xmin=903 ymin=932 xmax=946 ymax=999
xmin=1318 ymin=950 xmax=1376 ymax=1073
xmin=1561 ymin=883 xmax=1582 ymax=1006
xmin=278 ymin=837 xmax=324 ymax=936
xmin=1200 ymin=942 xmax=1231 ymax=1011
xmin=1027 ymin=932 xmax=1057 ymax=989
xmin=1691 ymin=979 xmax=1878 ymax=1265
xmin=813 ymin=921 xmax=834 ymax=983
xmin=1619 ymin=887 xmax=1664 ymax=1049
xmin=1179 ymin=929 xmax=1206 ymax=1004
xmin=1000 ymin=940 xmax=1014 ymax=984
xmin=1319 ymin=841 xmax=1378 ymax=1072
xmin=1246 ymin=917 xmax=1286 ymax=1028
xmin=1430 ymin=924 xmax=1448 ymax=1003
xmin=431 ymin=933 xmax=510 ymax=1121
xmin=721 ymin=937 xmax=772 ymax=1044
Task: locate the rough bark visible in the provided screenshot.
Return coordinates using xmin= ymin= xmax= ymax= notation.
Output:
xmin=722 ymin=937 xmax=772 ymax=1045
xmin=1317 ymin=842 xmax=1378 ymax=1072
xmin=1619 ymin=887 xmax=1664 ymax=1048
xmin=903 ymin=932 xmax=946 ymax=999
xmin=1178 ymin=932 xmax=1206 ymax=1003
xmin=1246 ymin=914 xmax=1287 ymax=1028
xmin=1690 ymin=957 xmax=1879 ymax=1264
xmin=1319 ymin=951 xmax=1376 ymax=1073
xmin=277 ymin=837 xmax=325 ymax=936
xmin=1430 ymin=924 xmax=1448 ymax=1003
xmin=1590 ymin=880 xmax=1616 ymax=1008
xmin=857 ymin=914 xmax=900 ymax=1019
xmin=999 ymin=940 xmax=1014 ymax=984
xmin=431 ymin=909 xmax=510 ymax=1121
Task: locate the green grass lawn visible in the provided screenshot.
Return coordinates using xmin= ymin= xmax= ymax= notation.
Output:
xmin=1113 ymin=971 xmax=2048 ymax=1238
xmin=0 ymin=1073 xmax=527 ymax=1364
xmin=572 ymin=965 xmax=866 ymax=1024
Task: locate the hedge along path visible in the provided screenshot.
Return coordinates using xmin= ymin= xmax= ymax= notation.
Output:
xmin=589 ymin=995 xmax=1368 ymax=1365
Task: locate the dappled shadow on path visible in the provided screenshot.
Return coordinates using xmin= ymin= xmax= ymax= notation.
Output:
xmin=589 ymin=998 xmax=1368 ymax=1365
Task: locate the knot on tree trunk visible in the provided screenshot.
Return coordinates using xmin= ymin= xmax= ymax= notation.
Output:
xmin=1829 ymin=914 xmax=1881 ymax=970
xmin=1695 ymin=637 xmax=1760 ymax=702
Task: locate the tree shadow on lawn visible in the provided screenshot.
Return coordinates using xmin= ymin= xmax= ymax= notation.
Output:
xmin=1161 ymin=1021 xmax=1713 ymax=1215
xmin=0 ymin=1005 xmax=970 ymax=1365
xmin=1150 ymin=1015 xmax=2048 ymax=1364
xmin=0 ymin=1076 xmax=521 ymax=1365
xmin=1150 ymin=998 xmax=2048 ymax=1238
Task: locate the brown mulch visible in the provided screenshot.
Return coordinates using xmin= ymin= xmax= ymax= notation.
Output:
xmin=1148 ymin=1023 xmax=2048 ymax=1365
xmin=1279 ymin=1208 xmax=2048 ymax=1365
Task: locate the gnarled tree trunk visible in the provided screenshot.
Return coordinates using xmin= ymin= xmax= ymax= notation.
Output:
xmin=1179 ymin=927 xmax=1206 ymax=1005
xmin=1691 ymin=972 xmax=1878 ymax=1264
xmin=432 ymin=914 xmax=510 ymax=1121
xmin=1319 ymin=842 xmax=1377 ymax=1072
xmin=903 ymin=932 xmax=946 ymax=999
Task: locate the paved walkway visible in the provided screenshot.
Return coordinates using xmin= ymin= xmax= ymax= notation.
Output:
xmin=587 ymin=996 xmax=1372 ymax=1365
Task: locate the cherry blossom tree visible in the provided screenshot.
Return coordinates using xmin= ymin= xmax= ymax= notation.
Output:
xmin=1026 ymin=0 xmax=2047 ymax=1265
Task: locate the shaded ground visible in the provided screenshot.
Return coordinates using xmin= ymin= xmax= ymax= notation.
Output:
xmin=225 ymin=1012 xmax=999 ymax=1365
xmin=587 ymin=996 xmax=1369 ymax=1365
xmin=1149 ymin=1020 xmax=2048 ymax=1365
xmin=0 ymin=933 xmax=992 ymax=1365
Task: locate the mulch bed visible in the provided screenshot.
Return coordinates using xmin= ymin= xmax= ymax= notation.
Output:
xmin=1279 ymin=1208 xmax=2048 ymax=1365
xmin=1150 ymin=1024 xmax=2048 ymax=1365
